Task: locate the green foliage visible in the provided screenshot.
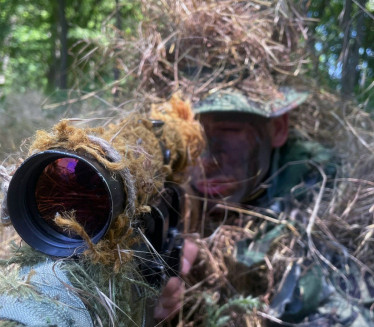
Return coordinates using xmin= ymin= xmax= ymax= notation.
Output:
xmin=1 ymin=0 xmax=52 ymax=92
xmin=204 ymin=294 xmax=261 ymax=327
xmin=306 ymin=0 xmax=374 ymax=107
xmin=367 ymin=0 xmax=374 ymax=11
xmin=0 ymin=0 xmax=141 ymax=98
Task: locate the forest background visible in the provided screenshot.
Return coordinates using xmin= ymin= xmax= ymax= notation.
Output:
xmin=0 ymin=0 xmax=374 ymax=159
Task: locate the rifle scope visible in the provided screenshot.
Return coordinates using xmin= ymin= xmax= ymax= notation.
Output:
xmin=7 ymin=146 xmax=184 ymax=283
xmin=7 ymin=148 xmax=126 ymax=257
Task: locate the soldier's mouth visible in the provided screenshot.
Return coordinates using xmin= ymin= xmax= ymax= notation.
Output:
xmin=193 ymin=179 xmax=236 ymax=197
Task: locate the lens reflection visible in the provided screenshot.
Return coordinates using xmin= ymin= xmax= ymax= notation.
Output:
xmin=35 ymin=158 xmax=111 ymax=238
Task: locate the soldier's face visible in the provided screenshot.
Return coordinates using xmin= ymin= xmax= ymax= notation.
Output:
xmin=189 ymin=112 xmax=276 ymax=203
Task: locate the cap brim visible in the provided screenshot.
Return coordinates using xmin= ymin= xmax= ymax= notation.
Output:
xmin=193 ymin=87 xmax=309 ymax=118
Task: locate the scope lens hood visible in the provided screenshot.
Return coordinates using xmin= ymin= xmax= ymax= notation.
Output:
xmin=7 ymin=148 xmax=125 ymax=257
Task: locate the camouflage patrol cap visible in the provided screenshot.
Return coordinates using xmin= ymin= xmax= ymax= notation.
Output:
xmin=193 ymin=87 xmax=309 ymax=118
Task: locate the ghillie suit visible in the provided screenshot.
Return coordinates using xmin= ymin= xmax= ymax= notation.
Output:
xmin=0 ymin=96 xmax=204 ymax=327
xmin=180 ymin=90 xmax=374 ymax=327
xmin=95 ymin=0 xmax=374 ymax=326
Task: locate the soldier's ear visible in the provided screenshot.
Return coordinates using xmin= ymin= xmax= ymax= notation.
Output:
xmin=270 ymin=113 xmax=289 ymax=148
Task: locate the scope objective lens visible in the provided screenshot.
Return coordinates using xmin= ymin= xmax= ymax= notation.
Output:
xmin=35 ymin=158 xmax=111 ymax=238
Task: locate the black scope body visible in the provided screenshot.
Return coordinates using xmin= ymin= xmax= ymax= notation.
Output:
xmin=7 ymin=148 xmax=124 ymax=257
xmin=7 ymin=148 xmax=184 ymax=282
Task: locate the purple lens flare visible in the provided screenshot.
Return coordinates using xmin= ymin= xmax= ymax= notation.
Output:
xmin=35 ymin=157 xmax=111 ymax=238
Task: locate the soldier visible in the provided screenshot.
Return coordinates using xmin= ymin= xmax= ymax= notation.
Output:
xmin=155 ymin=87 xmax=374 ymax=326
xmin=188 ymin=88 xmax=301 ymax=219
xmin=154 ymin=87 xmax=310 ymax=321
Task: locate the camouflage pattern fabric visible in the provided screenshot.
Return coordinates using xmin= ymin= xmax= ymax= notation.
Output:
xmin=233 ymin=137 xmax=374 ymax=326
xmin=266 ymin=250 xmax=374 ymax=326
xmin=0 ymin=260 xmax=93 ymax=327
xmin=0 ymin=248 xmax=157 ymax=327
xmin=193 ymin=87 xmax=309 ymax=117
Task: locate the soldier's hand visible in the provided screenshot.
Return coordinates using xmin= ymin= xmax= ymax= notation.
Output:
xmin=154 ymin=239 xmax=199 ymax=321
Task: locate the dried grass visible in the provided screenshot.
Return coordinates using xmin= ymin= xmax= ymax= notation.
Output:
xmin=133 ymin=0 xmax=309 ymax=103
xmin=73 ymin=0 xmax=310 ymax=107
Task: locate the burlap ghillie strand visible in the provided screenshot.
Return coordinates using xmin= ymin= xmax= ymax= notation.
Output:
xmin=150 ymin=92 xmax=205 ymax=175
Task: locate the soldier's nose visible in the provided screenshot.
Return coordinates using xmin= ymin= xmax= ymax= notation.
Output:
xmin=200 ymin=152 xmax=220 ymax=170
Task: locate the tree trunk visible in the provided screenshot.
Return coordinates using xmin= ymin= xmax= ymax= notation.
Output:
xmin=57 ymin=0 xmax=68 ymax=89
xmin=47 ymin=1 xmax=58 ymax=89
xmin=113 ymin=0 xmax=122 ymax=101
xmin=340 ymin=0 xmax=367 ymax=98
xmin=305 ymin=0 xmax=327 ymax=80
xmin=354 ymin=0 xmax=367 ymax=90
